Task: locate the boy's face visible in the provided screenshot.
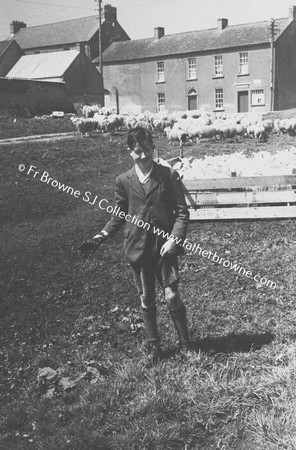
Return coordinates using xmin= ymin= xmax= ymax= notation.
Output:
xmin=129 ymin=138 xmax=154 ymax=163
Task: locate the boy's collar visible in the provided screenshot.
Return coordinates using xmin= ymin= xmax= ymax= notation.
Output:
xmin=134 ymin=161 xmax=154 ymax=182
xmin=127 ymin=162 xmax=160 ymax=198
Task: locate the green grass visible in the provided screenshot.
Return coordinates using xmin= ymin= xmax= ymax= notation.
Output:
xmin=1 ymin=121 xmax=296 ymax=449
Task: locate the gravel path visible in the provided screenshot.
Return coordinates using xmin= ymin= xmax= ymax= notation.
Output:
xmin=0 ymin=132 xmax=76 ymax=145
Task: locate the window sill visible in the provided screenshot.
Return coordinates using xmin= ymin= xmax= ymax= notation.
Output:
xmin=156 ymin=81 xmax=166 ymax=84
xmin=237 ymin=72 xmax=250 ymax=77
xmin=186 ymin=77 xmax=198 ymax=81
xmin=213 ymin=107 xmax=225 ymax=111
xmin=251 ymin=103 xmax=265 ymax=107
xmin=212 ymin=75 xmax=224 ymax=79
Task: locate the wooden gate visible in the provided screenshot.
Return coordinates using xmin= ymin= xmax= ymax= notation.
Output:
xmin=182 ymin=175 xmax=296 ymax=220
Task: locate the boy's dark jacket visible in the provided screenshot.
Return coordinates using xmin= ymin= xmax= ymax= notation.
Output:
xmin=103 ymin=161 xmax=189 ymax=264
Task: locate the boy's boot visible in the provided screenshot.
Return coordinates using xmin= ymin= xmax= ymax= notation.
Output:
xmin=169 ymin=302 xmax=192 ymax=353
xmin=141 ymin=305 xmax=162 ymax=367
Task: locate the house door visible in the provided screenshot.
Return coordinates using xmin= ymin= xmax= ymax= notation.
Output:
xmin=111 ymin=87 xmax=119 ymax=114
xmin=237 ymin=91 xmax=249 ymax=112
xmin=188 ymin=95 xmax=197 ymax=110
xmin=188 ymin=88 xmax=198 ymax=110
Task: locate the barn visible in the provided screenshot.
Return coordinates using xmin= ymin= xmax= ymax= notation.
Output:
xmin=2 ymin=50 xmax=103 ymax=115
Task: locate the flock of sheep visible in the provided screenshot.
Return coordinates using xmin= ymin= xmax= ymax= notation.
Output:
xmin=70 ymin=105 xmax=296 ymax=153
xmin=172 ymin=148 xmax=296 ymax=180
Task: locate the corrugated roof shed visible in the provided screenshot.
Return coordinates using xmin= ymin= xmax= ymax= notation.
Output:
xmin=101 ymin=17 xmax=290 ymax=63
xmin=6 ymin=50 xmax=79 ymax=80
xmin=13 ymin=16 xmax=101 ymax=49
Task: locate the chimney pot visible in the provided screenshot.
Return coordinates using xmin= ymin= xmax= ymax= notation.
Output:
xmin=10 ymin=20 xmax=26 ymax=35
xmin=104 ymin=4 xmax=117 ymax=22
xmin=289 ymin=5 xmax=296 ymax=20
xmin=154 ymin=27 xmax=165 ymax=39
xmin=217 ymin=18 xmax=228 ymax=30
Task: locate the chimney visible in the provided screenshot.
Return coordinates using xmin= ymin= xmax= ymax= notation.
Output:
xmin=104 ymin=4 xmax=117 ymax=22
xmin=289 ymin=5 xmax=296 ymax=20
xmin=217 ymin=18 xmax=228 ymax=30
xmin=154 ymin=27 xmax=165 ymax=39
xmin=10 ymin=20 xmax=26 ymax=35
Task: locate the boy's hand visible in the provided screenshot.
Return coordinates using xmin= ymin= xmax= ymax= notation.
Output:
xmin=160 ymin=238 xmax=177 ymax=257
xmin=80 ymin=235 xmax=105 ymax=259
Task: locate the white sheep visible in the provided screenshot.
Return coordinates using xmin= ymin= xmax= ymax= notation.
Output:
xmin=247 ymin=122 xmax=267 ymax=141
xmin=93 ymin=113 xmax=108 ymax=132
xmin=185 ymin=124 xmax=200 ymax=141
xmin=71 ymin=117 xmax=96 ymax=136
xmin=196 ymin=125 xmax=217 ymax=140
xmin=278 ymin=117 xmax=296 ymax=136
xmin=164 ymin=125 xmax=188 ymax=157
xmin=82 ymin=104 xmax=101 ymax=118
xmin=151 ymin=118 xmax=172 ymax=133
xmin=262 ymin=119 xmax=274 ymax=133
xmin=104 ymin=114 xmax=125 ymax=133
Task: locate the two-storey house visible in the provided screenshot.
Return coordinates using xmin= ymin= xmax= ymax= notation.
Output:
xmin=99 ymin=6 xmax=296 ymax=114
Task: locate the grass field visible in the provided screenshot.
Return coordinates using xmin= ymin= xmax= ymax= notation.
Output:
xmin=1 ymin=121 xmax=296 ymax=449
xmin=0 ymin=116 xmax=75 ymax=139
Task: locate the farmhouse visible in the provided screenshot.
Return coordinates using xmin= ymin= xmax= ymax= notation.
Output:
xmin=9 ymin=4 xmax=130 ymax=61
xmin=98 ymin=5 xmax=296 ymax=114
xmin=2 ymin=50 xmax=103 ymax=114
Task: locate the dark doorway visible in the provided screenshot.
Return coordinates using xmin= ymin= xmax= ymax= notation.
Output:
xmin=188 ymin=89 xmax=197 ymax=110
xmin=237 ymin=91 xmax=249 ymax=112
xmin=111 ymin=86 xmax=119 ymax=113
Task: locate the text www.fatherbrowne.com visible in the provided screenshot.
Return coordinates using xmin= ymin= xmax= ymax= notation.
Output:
xmin=98 ymin=199 xmax=277 ymax=290
xmin=153 ymin=227 xmax=276 ymax=289
xmin=19 ymin=165 xmax=277 ymax=290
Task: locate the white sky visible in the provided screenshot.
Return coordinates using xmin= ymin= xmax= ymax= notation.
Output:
xmin=0 ymin=0 xmax=294 ymax=41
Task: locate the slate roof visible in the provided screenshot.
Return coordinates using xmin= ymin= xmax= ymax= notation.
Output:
xmin=102 ymin=17 xmax=290 ymax=63
xmin=13 ymin=16 xmax=101 ymax=49
xmin=0 ymin=40 xmax=14 ymax=57
xmin=6 ymin=50 xmax=79 ymax=80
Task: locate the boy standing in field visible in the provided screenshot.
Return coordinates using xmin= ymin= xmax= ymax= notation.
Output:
xmin=81 ymin=127 xmax=191 ymax=365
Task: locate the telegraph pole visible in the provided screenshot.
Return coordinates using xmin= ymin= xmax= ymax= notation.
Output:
xmin=96 ymin=0 xmax=103 ymax=80
xmin=267 ymin=19 xmax=277 ymax=111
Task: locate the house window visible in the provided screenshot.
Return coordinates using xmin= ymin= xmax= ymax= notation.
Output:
xmin=215 ymin=88 xmax=224 ymax=109
xmin=157 ymin=93 xmax=165 ymax=111
xmin=187 ymin=58 xmax=197 ymax=79
xmin=214 ymin=55 xmax=223 ymax=76
xmin=157 ymin=62 xmax=165 ymax=82
xmin=251 ymin=89 xmax=265 ymax=105
xmin=239 ymin=52 xmax=249 ymax=74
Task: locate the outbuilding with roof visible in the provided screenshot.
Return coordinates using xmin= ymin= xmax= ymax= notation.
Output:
xmin=1 ymin=49 xmax=103 ymax=115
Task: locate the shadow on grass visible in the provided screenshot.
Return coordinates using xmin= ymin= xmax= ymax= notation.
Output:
xmin=194 ymin=331 xmax=275 ymax=354
xmin=161 ymin=331 xmax=274 ymax=360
